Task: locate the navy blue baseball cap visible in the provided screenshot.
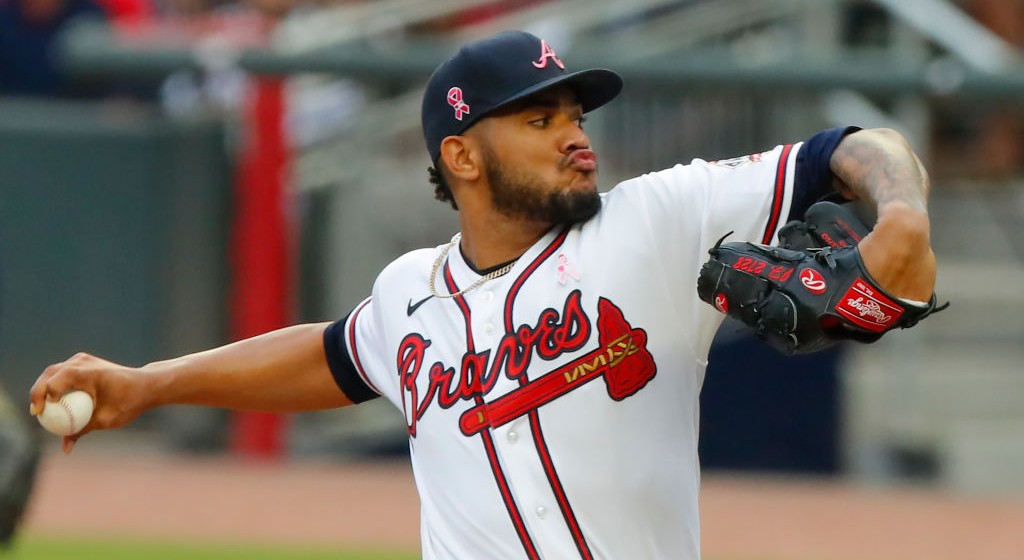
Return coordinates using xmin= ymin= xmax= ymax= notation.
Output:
xmin=422 ymin=31 xmax=623 ymax=163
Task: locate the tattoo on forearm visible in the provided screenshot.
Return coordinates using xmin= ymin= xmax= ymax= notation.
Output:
xmin=831 ymin=131 xmax=929 ymax=214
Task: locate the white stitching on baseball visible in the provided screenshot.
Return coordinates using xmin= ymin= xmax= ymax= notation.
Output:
xmin=59 ymin=397 xmax=77 ymax=434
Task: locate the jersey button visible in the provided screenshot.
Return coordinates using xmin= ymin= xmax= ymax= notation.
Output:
xmin=482 ymin=290 xmax=494 ymax=302
xmin=483 ymin=323 xmax=495 ymax=335
xmin=507 ymin=431 xmax=518 ymax=444
xmin=535 ymin=506 xmax=547 ymax=519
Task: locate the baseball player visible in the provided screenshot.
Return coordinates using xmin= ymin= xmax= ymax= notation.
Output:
xmin=29 ymin=31 xmax=938 ymax=559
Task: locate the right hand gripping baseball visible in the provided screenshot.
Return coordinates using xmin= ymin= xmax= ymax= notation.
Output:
xmin=29 ymin=353 xmax=149 ymax=453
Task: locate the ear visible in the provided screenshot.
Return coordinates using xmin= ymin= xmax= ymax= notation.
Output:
xmin=439 ymin=136 xmax=481 ymax=182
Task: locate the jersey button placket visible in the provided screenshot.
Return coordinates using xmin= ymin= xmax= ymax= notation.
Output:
xmin=473 ymin=289 xmax=500 ymax=342
xmin=489 ymin=421 xmax=565 ymax=550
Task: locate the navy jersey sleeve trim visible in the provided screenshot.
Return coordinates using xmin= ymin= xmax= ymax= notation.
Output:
xmin=789 ymin=126 xmax=861 ymax=220
xmin=323 ymin=314 xmax=380 ymax=404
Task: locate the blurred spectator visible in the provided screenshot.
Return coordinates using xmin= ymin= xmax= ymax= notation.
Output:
xmin=243 ymin=0 xmax=291 ymax=22
xmin=965 ymin=0 xmax=1024 ymax=45
xmin=962 ymin=0 xmax=1024 ymax=179
xmin=94 ymin=0 xmax=151 ymax=24
xmin=0 ymin=0 xmax=109 ymax=97
xmin=161 ymin=0 xmax=226 ymax=19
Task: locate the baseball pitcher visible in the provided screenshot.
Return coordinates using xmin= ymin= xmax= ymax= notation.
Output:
xmin=29 ymin=31 xmax=942 ymax=559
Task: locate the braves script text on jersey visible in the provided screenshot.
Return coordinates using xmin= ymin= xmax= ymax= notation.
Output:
xmin=324 ymin=128 xmax=853 ymax=559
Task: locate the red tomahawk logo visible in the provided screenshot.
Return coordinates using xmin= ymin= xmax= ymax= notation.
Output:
xmin=459 ymin=298 xmax=657 ymax=436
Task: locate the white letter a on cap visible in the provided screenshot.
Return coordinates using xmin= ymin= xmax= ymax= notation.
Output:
xmin=532 ymin=39 xmax=565 ymax=70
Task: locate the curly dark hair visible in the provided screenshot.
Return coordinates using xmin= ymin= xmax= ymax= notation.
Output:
xmin=428 ymin=165 xmax=458 ymax=210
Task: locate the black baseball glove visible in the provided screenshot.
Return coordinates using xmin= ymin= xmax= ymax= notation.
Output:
xmin=697 ymin=201 xmax=947 ymax=355
xmin=0 ymin=385 xmax=40 ymax=550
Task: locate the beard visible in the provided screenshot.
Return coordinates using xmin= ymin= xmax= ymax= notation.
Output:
xmin=484 ymin=147 xmax=602 ymax=225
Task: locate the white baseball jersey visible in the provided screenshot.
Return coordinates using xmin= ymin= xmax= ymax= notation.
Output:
xmin=324 ymin=127 xmax=855 ymax=559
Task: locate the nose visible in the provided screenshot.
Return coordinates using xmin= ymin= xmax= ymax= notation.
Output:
xmin=560 ymin=118 xmax=591 ymax=154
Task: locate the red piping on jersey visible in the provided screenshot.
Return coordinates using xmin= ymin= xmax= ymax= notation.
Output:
xmin=346 ymin=298 xmax=383 ymax=396
xmin=504 ymin=227 xmax=594 ymax=560
xmin=444 ymin=264 xmax=541 ymax=560
xmin=761 ymin=143 xmax=794 ymax=245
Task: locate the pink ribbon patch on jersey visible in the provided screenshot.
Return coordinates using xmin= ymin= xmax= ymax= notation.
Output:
xmin=557 ymin=253 xmax=580 ymax=284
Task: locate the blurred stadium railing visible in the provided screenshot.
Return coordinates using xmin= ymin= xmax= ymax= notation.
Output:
xmin=2 ymin=0 xmax=1023 ymax=495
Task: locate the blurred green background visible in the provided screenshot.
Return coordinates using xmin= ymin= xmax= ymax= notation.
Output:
xmin=13 ymin=536 xmax=417 ymax=560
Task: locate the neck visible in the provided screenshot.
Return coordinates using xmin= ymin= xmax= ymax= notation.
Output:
xmin=457 ymin=211 xmax=552 ymax=271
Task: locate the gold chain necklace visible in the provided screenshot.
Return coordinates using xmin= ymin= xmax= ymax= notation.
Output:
xmin=428 ymin=233 xmax=517 ymax=299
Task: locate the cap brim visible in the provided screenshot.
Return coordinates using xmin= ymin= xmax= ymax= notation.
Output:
xmin=488 ymin=68 xmax=623 ymax=117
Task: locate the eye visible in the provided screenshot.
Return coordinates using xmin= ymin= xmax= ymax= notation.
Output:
xmin=575 ymin=116 xmax=587 ymax=128
xmin=529 ymin=116 xmax=551 ymax=128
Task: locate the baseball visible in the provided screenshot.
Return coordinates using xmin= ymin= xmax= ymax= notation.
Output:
xmin=37 ymin=391 xmax=94 ymax=437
